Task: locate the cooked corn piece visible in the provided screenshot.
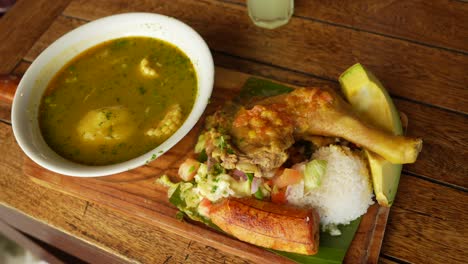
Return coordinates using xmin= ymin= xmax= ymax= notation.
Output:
xmin=139 ymin=57 xmax=159 ymax=78
xmin=146 ymin=104 xmax=183 ymax=138
xmin=209 ymin=198 xmax=320 ymax=255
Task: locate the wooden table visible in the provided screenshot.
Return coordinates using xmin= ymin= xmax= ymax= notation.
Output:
xmin=0 ymin=0 xmax=467 ymax=263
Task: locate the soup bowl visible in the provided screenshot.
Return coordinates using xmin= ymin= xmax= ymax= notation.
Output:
xmin=12 ymin=13 xmax=214 ymax=177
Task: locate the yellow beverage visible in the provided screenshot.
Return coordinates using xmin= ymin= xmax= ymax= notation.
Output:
xmin=247 ymin=0 xmax=294 ymax=29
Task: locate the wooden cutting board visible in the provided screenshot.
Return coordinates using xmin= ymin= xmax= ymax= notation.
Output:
xmin=20 ymin=67 xmax=389 ymax=263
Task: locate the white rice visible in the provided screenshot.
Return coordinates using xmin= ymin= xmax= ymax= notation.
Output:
xmin=287 ymin=145 xmax=374 ymax=227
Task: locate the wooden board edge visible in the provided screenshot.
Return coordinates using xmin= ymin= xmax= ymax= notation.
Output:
xmin=0 ymin=203 xmax=131 ymax=264
xmin=367 ymin=206 xmax=390 ymax=263
xmin=0 ymin=218 xmax=65 ymax=264
xmin=343 ymin=202 xmax=389 ymax=263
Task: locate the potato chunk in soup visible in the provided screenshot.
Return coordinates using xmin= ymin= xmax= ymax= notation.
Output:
xmin=77 ymin=106 xmax=135 ymax=143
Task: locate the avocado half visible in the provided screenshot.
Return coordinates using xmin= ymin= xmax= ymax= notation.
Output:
xmin=339 ymin=63 xmax=403 ymax=207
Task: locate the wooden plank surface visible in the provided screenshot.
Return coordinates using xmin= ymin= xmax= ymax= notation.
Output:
xmin=21 ymin=15 xmax=468 ymax=189
xmin=62 ymin=0 xmax=468 ymax=113
xmin=0 ymin=0 xmax=467 ymax=263
xmin=0 ymin=101 xmax=11 ymax=123
xmin=0 ymin=0 xmax=71 ymax=74
xmin=230 ymin=0 xmax=468 ymax=53
xmin=382 ymin=176 xmax=467 ymax=263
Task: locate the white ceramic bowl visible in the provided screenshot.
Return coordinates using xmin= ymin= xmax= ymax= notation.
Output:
xmin=12 ymin=13 xmax=214 ymax=177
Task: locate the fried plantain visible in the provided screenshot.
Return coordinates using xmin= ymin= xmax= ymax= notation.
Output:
xmin=209 ymin=198 xmax=320 ymax=255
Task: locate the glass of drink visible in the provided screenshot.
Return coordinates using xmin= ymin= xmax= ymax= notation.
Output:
xmin=247 ymin=0 xmax=294 ymax=29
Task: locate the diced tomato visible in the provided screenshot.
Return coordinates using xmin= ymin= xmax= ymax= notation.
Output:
xmin=271 ymin=187 xmax=287 ymax=204
xmin=178 ymin=158 xmax=200 ymax=181
xmin=273 ymin=168 xmax=303 ymax=189
xmin=198 ymin=198 xmax=212 ymax=217
xmin=264 ymin=179 xmax=274 ymax=187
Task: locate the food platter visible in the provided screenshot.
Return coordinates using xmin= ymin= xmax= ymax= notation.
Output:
xmin=22 ymin=68 xmax=393 ymax=263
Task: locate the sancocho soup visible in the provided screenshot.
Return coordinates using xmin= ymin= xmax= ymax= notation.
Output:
xmin=39 ymin=37 xmax=197 ymax=165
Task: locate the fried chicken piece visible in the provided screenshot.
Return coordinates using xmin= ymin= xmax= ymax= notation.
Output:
xmin=231 ymin=105 xmax=295 ymax=171
xmin=209 ymin=198 xmax=320 ymax=255
xmin=231 ymin=87 xmax=422 ymax=166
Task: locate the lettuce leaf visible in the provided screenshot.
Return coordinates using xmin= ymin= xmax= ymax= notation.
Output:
xmin=304 ymin=160 xmax=327 ymax=192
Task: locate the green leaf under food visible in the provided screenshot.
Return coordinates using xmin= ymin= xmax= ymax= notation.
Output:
xmin=270 ymin=218 xmax=361 ymax=264
xmin=238 ymin=77 xmax=294 ymax=104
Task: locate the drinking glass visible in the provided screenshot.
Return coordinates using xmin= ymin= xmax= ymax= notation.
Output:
xmin=247 ymin=0 xmax=294 ymax=29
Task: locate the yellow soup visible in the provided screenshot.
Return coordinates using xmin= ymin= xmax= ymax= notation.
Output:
xmin=39 ymin=37 xmax=197 ymax=165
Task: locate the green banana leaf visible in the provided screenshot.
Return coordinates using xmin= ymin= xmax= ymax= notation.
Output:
xmin=170 ymin=77 xmax=362 ymax=264
xmin=239 ymin=77 xmax=294 ymax=99
xmin=268 ymin=219 xmax=360 ymax=264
